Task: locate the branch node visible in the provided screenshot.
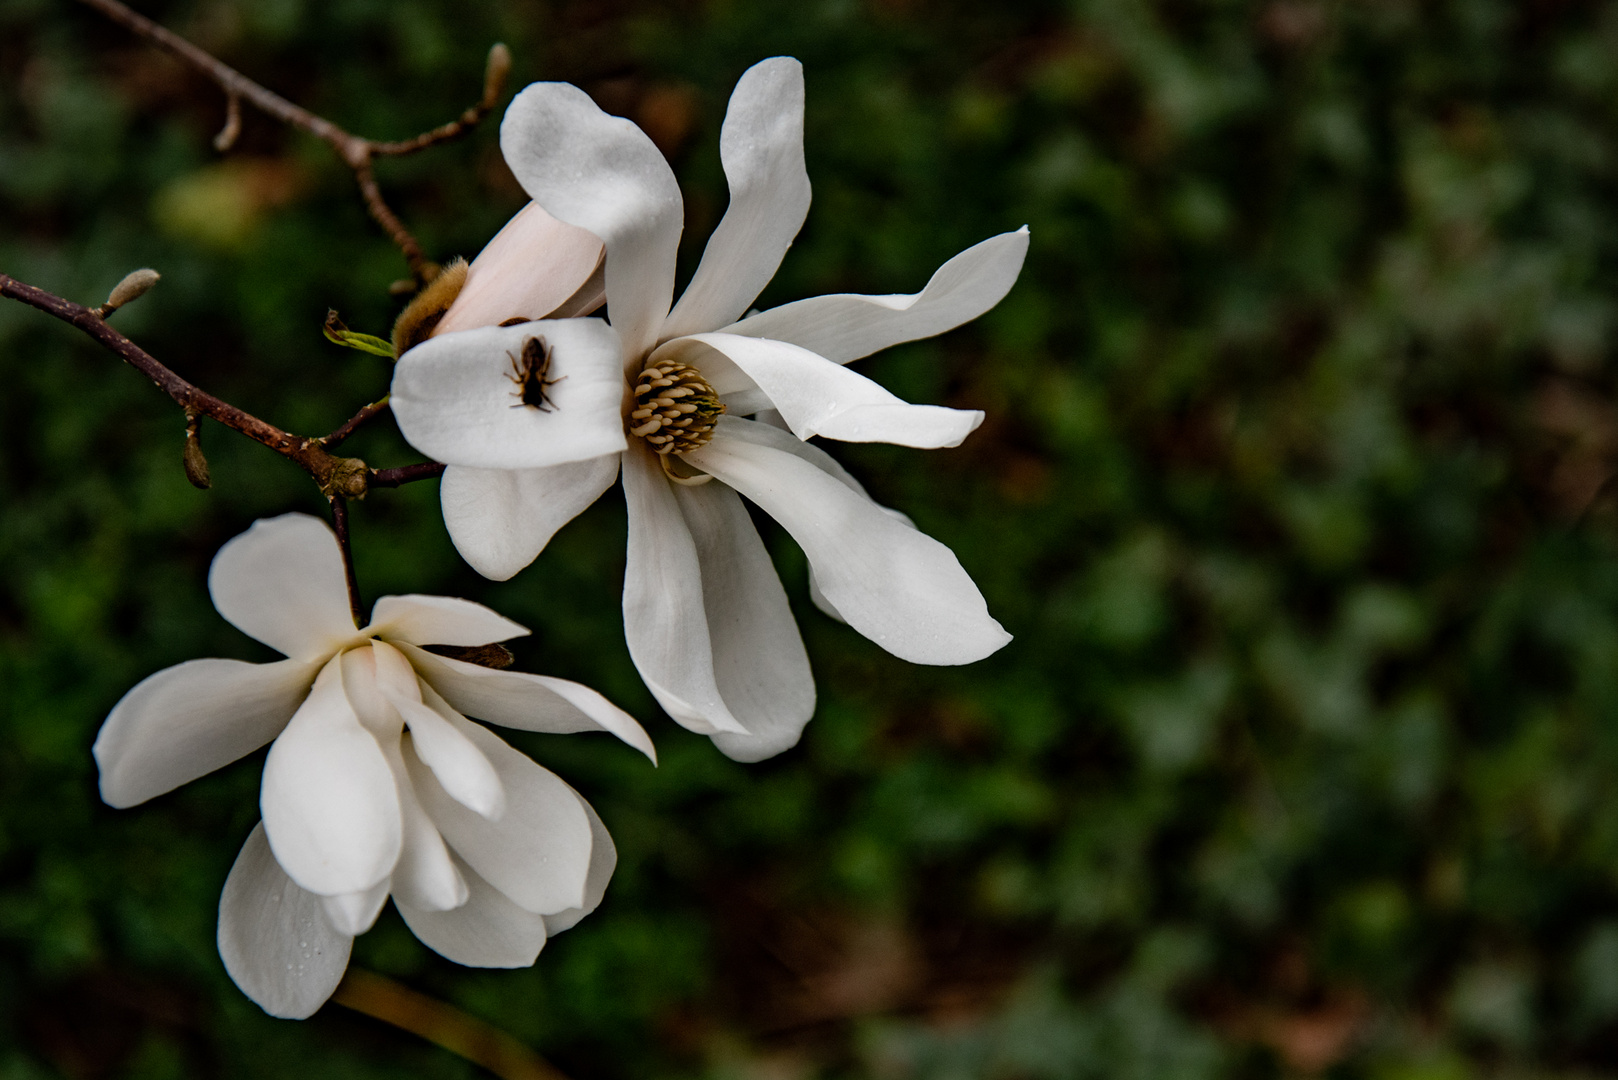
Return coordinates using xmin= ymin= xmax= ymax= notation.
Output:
xmin=319 ymin=454 xmax=372 ymax=500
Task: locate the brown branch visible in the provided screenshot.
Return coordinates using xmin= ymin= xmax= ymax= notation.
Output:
xmin=329 ymin=497 xmax=364 ymax=628
xmin=0 ymin=272 xmax=369 ymax=499
xmin=332 ymin=969 xmax=573 ymax=1080
xmin=323 ymin=398 xmax=391 ymax=449
xmin=370 ymin=462 xmax=447 ymax=488
xmin=77 ymin=0 xmax=509 ymax=284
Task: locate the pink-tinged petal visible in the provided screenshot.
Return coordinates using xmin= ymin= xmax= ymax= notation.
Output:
xmin=621 ymin=444 xmax=748 ymax=736
xmin=95 ymin=657 xmax=317 ymax=808
xmin=438 ymin=455 xmax=621 ymax=581
xmin=217 ymin=822 xmax=353 ymax=1020
xmin=208 ymin=514 xmax=358 ymax=661
xmin=655 ymin=333 xmax=983 ymax=448
xmin=661 ymin=58 xmax=809 ymax=341
xmin=501 ymin=81 xmax=683 ymax=364
xmin=261 ymin=658 xmax=402 ymax=896
xmin=540 ymin=788 xmax=615 ymax=935
xmin=674 ymin=480 xmax=815 ymax=762
xmin=392 ymin=319 xmax=628 ymax=470
xmin=381 ymin=741 xmax=467 ymax=913
xmin=397 ymin=853 xmax=547 ymax=968
xmin=726 ymin=228 xmax=1029 ymax=363
xmin=684 ymin=418 xmax=1012 ymax=665
xmin=368 ymin=595 xmax=529 ymax=648
xmin=397 ymin=642 xmax=655 ymax=762
xmin=432 ymin=201 xmax=606 ymax=336
xmin=405 ymin=720 xmax=594 ymax=915
xmin=320 ymin=879 xmax=390 ymax=936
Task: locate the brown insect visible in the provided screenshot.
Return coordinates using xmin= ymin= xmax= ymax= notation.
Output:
xmin=506 ymin=335 xmax=565 ymax=412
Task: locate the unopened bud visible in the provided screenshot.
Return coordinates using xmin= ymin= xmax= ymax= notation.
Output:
xmin=101 ymin=268 xmax=160 ymax=316
xmin=183 ymin=416 xmax=211 ymax=489
xmin=484 ymin=44 xmax=511 ymax=104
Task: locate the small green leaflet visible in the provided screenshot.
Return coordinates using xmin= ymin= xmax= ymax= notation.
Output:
xmin=323 ymin=309 xmax=395 ymax=358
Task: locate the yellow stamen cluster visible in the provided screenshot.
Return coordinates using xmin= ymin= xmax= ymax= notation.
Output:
xmin=630 ymin=359 xmax=725 ymax=454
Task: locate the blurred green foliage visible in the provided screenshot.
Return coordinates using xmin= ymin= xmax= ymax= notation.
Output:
xmin=5 ymin=0 xmax=1618 ymax=1077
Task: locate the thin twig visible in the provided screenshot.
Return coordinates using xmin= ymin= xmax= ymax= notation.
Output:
xmin=0 ymin=272 xmax=372 ymax=498
xmin=332 ymin=969 xmax=573 ymax=1080
xmin=323 ymin=397 xmax=391 ymax=449
xmin=329 ymin=497 xmax=364 ymax=628
xmin=370 ymin=462 xmax=448 ymax=488
xmin=76 ymin=0 xmax=509 ymax=284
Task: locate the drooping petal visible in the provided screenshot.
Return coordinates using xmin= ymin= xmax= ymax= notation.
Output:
xmin=95 ymin=657 xmax=317 ymax=808
xmin=321 ymin=879 xmax=390 ymax=936
xmin=208 ymin=514 xmax=359 ymax=661
xmin=397 ymin=854 xmax=547 ymax=968
xmin=684 ymin=418 xmax=1012 ymax=665
xmin=661 ymin=58 xmax=809 ymax=341
xmin=501 ymin=81 xmax=683 ymax=364
xmin=371 ymin=642 xmax=505 ymax=820
xmin=386 ymin=739 xmax=468 ymax=913
xmin=397 ymin=642 xmax=655 ymax=762
xmin=674 ymin=480 xmax=815 ymax=762
xmin=392 ymin=319 xmax=628 ymax=470
xmin=620 ymin=444 xmax=748 ymax=736
xmin=808 ymin=504 xmax=917 ymax=625
xmin=432 ymin=201 xmax=607 ymax=336
xmin=654 ymin=333 xmax=983 ymax=448
xmin=725 ymin=228 xmax=1029 ymax=363
xmin=367 ymin=595 xmax=529 ymax=648
xmin=540 ymin=789 xmax=615 ymax=935
xmin=405 ymin=721 xmax=594 ymax=915
xmin=438 ymin=455 xmax=621 ymax=581
xmin=261 ymin=658 xmax=403 ymax=896
xmin=217 ymin=822 xmax=353 ymax=1020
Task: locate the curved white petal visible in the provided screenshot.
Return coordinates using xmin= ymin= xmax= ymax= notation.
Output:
xmin=433 ymin=201 xmax=607 ymax=336
xmin=656 ymin=333 xmax=983 ymax=448
xmin=368 ymin=595 xmax=529 ymax=648
xmin=261 ymin=659 xmax=403 ymax=896
xmin=386 ymin=739 xmax=468 ymax=913
xmin=726 ymin=228 xmax=1029 ymax=363
xmin=392 ymin=319 xmax=628 ymax=470
xmin=661 ymin=58 xmax=809 ymax=340
xmin=397 ymin=854 xmax=547 ymax=968
xmin=540 ymin=790 xmax=615 ymax=935
xmin=808 ymin=504 xmax=916 ymax=625
xmin=95 ymin=657 xmax=317 ymax=808
xmin=501 ymin=81 xmax=683 ymax=364
xmin=397 ymin=642 xmax=655 ymax=762
xmin=621 ymin=444 xmax=748 ymax=736
xmin=674 ymin=480 xmax=815 ymax=762
xmin=218 ymin=823 xmax=353 ymax=1020
xmin=321 ymin=879 xmax=390 ymax=936
xmin=684 ymin=418 xmax=1011 ymax=664
xmin=208 ymin=514 xmax=358 ymax=661
xmin=406 ymin=721 xmax=594 ymax=915
xmin=438 ymin=455 xmax=620 ymax=581
xmin=370 ymin=641 xmax=504 ymax=819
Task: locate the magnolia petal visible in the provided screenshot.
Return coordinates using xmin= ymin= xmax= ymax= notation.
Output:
xmin=621 ymin=444 xmax=748 ymax=736
xmin=218 ymin=823 xmax=353 ymax=1020
xmin=392 ymin=319 xmax=628 ymax=470
xmin=808 ymin=504 xmax=916 ymax=625
xmin=541 ymin=789 xmax=616 ymax=935
xmin=383 ymin=741 xmax=468 ymax=913
xmin=432 ymin=201 xmax=606 ymax=336
xmin=368 ymin=595 xmax=529 ymax=648
xmin=397 ymin=642 xmax=655 ymax=762
xmin=321 ymin=878 xmax=390 ymax=936
xmin=501 ymin=81 xmax=683 ymax=364
xmin=397 ymin=854 xmax=547 ymax=968
xmin=406 ymin=721 xmax=594 ymax=915
xmin=208 ymin=514 xmax=359 ymax=661
xmin=439 ymin=455 xmax=621 ymax=581
xmin=685 ymin=418 xmax=1012 ymax=665
xmin=661 ymin=58 xmax=810 ymax=340
xmin=655 ymin=333 xmax=983 ymax=448
xmin=95 ymin=657 xmax=317 ymax=808
xmin=726 ymin=228 xmax=1029 ymax=363
xmin=261 ymin=659 xmax=403 ymax=896
xmin=674 ymin=481 xmax=815 ymax=762
xmin=338 ymin=646 xmax=402 ymax=740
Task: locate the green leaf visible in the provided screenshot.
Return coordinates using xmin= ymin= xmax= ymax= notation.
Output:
xmin=323 ymin=309 xmax=395 ymax=358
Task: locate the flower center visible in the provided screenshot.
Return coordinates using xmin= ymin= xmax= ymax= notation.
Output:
xmin=629 ymin=359 xmax=726 ymax=454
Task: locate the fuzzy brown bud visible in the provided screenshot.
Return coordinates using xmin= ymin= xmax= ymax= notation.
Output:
xmin=182 ymin=416 xmax=211 ymax=489
xmin=99 ymin=268 xmax=160 ymax=317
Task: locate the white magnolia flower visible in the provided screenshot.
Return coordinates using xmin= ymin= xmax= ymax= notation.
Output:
xmin=391 ymin=57 xmax=1028 ymax=762
xmin=93 ymin=513 xmax=653 ymax=1019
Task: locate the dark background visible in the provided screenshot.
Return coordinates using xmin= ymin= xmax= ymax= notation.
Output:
xmin=6 ymin=0 xmax=1618 ymax=1076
